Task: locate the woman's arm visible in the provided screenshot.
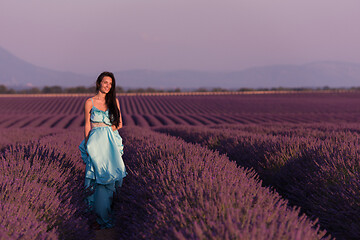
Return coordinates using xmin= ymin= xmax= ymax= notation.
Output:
xmin=112 ymin=98 xmax=123 ymax=131
xmin=84 ymin=98 xmax=92 ymax=144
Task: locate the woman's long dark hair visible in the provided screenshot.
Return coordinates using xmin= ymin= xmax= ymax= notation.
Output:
xmin=96 ymin=72 xmax=120 ymax=127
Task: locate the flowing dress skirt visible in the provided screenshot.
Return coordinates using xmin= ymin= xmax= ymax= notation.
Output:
xmin=79 ymin=126 xmax=127 ymax=228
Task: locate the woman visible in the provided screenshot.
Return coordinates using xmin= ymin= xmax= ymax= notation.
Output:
xmin=79 ymin=71 xmax=127 ymax=229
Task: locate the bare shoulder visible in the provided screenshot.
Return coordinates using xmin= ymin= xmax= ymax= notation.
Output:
xmin=85 ymin=97 xmax=93 ymax=104
xmin=84 ymin=98 xmax=93 ymax=109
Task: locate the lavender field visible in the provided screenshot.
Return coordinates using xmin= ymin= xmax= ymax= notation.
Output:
xmin=1 ymin=92 xmax=360 ymax=128
xmin=1 ymin=92 xmax=360 ymax=239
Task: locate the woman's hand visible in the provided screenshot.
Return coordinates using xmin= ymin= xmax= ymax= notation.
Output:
xmin=111 ymin=125 xmax=117 ymax=131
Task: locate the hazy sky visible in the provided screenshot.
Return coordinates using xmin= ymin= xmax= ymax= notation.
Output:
xmin=1 ymin=0 xmax=360 ymax=74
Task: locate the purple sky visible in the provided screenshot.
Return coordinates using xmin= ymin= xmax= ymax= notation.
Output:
xmin=1 ymin=0 xmax=360 ymax=74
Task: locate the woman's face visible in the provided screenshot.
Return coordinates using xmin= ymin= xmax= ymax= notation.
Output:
xmin=99 ymin=76 xmax=112 ymax=94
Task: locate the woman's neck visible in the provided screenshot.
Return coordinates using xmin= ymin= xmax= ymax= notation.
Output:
xmin=95 ymin=92 xmax=106 ymax=101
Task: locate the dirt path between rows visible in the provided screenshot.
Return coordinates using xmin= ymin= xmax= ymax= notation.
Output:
xmin=95 ymin=228 xmax=116 ymax=240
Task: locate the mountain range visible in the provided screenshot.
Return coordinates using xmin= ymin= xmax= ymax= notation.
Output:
xmin=1 ymin=46 xmax=360 ymax=89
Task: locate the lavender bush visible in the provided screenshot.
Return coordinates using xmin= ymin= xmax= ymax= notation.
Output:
xmin=155 ymin=123 xmax=360 ymax=239
xmin=0 ymin=127 xmax=61 ymax=150
xmin=0 ymin=201 xmax=57 ymax=239
xmin=0 ymin=131 xmax=92 ymax=239
xmin=114 ymin=126 xmax=328 ymax=239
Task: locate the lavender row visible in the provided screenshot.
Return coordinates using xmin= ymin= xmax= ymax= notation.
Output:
xmin=2 ymin=92 xmax=360 ymax=129
xmin=114 ymin=126 xmax=328 ymax=239
xmin=2 ymin=93 xmax=360 ymax=116
xmin=0 ymin=130 xmax=92 ymax=239
xmin=209 ymin=122 xmax=360 ymax=137
xmin=155 ymin=124 xmax=360 ymax=239
xmin=0 ymin=127 xmax=63 ymax=150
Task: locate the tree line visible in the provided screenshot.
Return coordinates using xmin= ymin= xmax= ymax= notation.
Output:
xmin=1 ymin=84 xmax=360 ymax=94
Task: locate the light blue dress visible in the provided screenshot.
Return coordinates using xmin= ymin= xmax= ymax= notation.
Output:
xmin=79 ymin=98 xmax=127 ymax=228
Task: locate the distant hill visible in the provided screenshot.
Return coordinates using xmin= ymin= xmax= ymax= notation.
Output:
xmin=0 ymin=46 xmax=90 ymax=89
xmin=232 ymin=62 xmax=360 ymax=89
xmin=1 ymin=46 xmax=360 ymax=89
xmin=114 ymin=62 xmax=360 ymax=89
